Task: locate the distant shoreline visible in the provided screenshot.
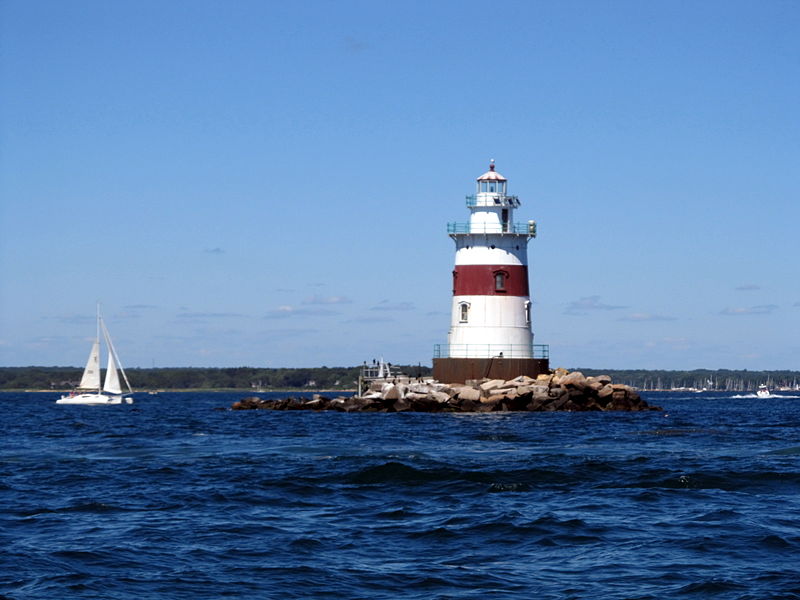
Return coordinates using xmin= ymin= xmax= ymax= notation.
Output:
xmin=2 ymin=366 xmax=798 ymax=393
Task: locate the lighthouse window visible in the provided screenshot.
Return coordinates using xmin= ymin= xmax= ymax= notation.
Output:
xmin=459 ymin=302 xmax=470 ymax=322
xmin=495 ymin=271 xmax=506 ymax=291
xmin=525 ymin=301 xmax=531 ymax=324
xmin=489 ymin=183 xmax=496 ymax=193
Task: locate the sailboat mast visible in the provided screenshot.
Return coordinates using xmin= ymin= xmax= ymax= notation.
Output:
xmin=96 ymin=303 xmax=101 ymax=395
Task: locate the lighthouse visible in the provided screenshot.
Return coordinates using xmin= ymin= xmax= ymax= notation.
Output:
xmin=432 ymin=161 xmax=549 ymax=383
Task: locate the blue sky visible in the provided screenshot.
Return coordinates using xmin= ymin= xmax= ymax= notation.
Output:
xmin=1 ymin=0 xmax=798 ymax=370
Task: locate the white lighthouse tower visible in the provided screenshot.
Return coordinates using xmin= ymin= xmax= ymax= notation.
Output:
xmin=433 ymin=160 xmax=549 ymax=383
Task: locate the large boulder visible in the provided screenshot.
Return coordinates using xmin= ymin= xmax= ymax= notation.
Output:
xmin=430 ymin=391 xmax=452 ymax=403
xmin=503 ymin=394 xmax=531 ymax=411
xmin=392 ymin=398 xmax=411 ymax=412
xmin=536 ymin=374 xmax=554 ymax=386
xmin=504 ymin=375 xmax=536 ymax=388
xmin=407 ymin=383 xmax=434 ymax=395
xmin=559 ymin=371 xmax=587 ymax=390
xmin=459 ymin=398 xmax=479 ymax=412
xmin=531 ymin=385 xmax=550 ymax=398
xmin=479 ymin=379 xmax=507 ymax=394
xmin=592 ymin=374 xmax=613 ymax=386
xmin=382 ymin=384 xmax=403 ymax=401
xmin=456 ymin=387 xmax=481 ymax=402
xmin=596 ymin=384 xmax=614 ymax=406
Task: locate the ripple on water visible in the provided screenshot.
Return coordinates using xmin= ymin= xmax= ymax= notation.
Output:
xmin=4 ymin=391 xmax=800 ymax=599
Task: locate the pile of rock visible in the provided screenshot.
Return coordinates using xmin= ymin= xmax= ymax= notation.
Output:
xmin=231 ymin=369 xmax=660 ymax=413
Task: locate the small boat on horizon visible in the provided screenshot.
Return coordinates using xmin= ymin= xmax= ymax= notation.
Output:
xmin=56 ymin=305 xmax=134 ymax=405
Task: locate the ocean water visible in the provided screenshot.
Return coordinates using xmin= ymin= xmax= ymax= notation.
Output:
xmin=2 ymin=391 xmax=800 ymax=600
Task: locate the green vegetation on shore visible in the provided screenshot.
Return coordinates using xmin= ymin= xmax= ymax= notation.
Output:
xmin=0 ymin=365 xmax=431 ymax=391
xmin=0 ymin=366 xmax=797 ymax=391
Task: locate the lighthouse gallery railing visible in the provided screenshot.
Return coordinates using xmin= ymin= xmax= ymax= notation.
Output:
xmin=433 ymin=344 xmax=550 ymax=360
xmin=447 ymin=222 xmax=533 ymax=235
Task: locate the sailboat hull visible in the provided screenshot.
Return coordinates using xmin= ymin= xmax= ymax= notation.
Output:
xmin=56 ymin=393 xmax=133 ymax=405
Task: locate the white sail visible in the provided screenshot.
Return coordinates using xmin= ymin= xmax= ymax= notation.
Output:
xmin=103 ymin=349 xmax=122 ymax=394
xmin=78 ymin=340 xmax=101 ymax=390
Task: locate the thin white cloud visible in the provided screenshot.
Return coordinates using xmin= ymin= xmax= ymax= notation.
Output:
xmin=176 ymin=312 xmax=245 ymax=319
xmin=564 ymin=295 xmax=627 ymax=315
xmin=47 ymin=314 xmax=95 ymax=325
xmin=719 ymin=304 xmax=779 ymax=316
xmin=113 ymin=311 xmax=143 ymax=321
xmin=370 ymin=300 xmax=416 ymax=311
xmin=260 ymin=327 xmax=317 ymax=336
xmin=264 ymin=305 xmax=339 ymax=319
xmin=304 ymin=294 xmax=353 ymax=305
xmin=618 ymin=312 xmax=677 ymax=322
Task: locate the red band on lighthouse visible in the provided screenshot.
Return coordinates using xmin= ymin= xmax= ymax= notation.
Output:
xmin=453 ymin=264 xmax=529 ymax=296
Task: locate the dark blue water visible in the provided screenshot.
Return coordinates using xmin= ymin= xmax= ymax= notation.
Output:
xmin=2 ymin=391 xmax=800 ymax=599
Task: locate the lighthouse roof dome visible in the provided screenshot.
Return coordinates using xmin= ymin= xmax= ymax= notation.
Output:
xmin=476 ymin=160 xmax=507 ymax=182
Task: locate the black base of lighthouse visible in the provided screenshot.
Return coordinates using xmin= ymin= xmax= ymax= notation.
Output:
xmin=433 ymin=357 xmax=550 ymax=385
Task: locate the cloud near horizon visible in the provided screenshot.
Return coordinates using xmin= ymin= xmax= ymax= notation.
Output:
xmin=370 ymin=300 xmax=416 ymax=311
xmin=303 ymin=294 xmax=353 ymax=305
xmin=564 ymin=295 xmax=627 ymax=315
xmin=173 ymin=312 xmax=248 ymax=324
xmin=618 ymin=312 xmax=677 ymax=322
xmin=264 ymin=305 xmax=339 ymax=319
xmin=176 ymin=311 xmax=245 ymax=319
xmin=719 ymin=304 xmax=779 ymax=316
xmin=46 ymin=314 xmax=96 ymax=325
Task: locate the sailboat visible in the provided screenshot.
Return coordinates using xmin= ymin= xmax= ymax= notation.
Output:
xmin=56 ymin=305 xmax=134 ymax=405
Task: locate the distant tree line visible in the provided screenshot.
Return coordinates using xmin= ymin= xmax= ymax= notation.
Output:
xmin=0 ymin=365 xmax=433 ymax=391
xmin=1 ymin=366 xmax=797 ymax=391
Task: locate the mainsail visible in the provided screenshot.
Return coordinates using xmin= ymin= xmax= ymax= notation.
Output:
xmin=78 ymin=341 xmax=101 ymax=390
xmin=103 ymin=349 xmax=122 ymax=394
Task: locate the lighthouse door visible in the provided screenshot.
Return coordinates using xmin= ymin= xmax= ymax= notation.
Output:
xmin=501 ymin=209 xmax=509 ymax=232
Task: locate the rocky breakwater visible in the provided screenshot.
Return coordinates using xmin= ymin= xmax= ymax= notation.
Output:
xmin=231 ymin=369 xmax=661 ymax=413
